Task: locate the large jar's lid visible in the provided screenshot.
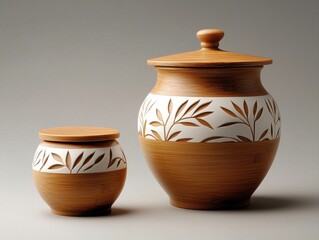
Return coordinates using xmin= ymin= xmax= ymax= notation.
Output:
xmin=39 ymin=126 xmax=120 ymax=142
xmin=147 ymin=29 xmax=272 ymax=67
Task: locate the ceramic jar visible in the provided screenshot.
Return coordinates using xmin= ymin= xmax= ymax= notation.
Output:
xmin=33 ymin=126 xmax=127 ymax=216
xmin=138 ymin=29 xmax=281 ymax=209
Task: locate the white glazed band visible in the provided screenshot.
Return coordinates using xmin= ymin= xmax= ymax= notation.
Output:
xmin=32 ymin=144 xmax=127 ymax=174
xmin=138 ymin=93 xmax=281 ymax=143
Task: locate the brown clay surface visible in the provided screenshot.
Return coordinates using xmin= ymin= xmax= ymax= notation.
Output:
xmin=140 ymin=137 xmax=279 ymax=209
xmin=152 ymin=67 xmax=268 ymax=97
xmin=33 ymin=168 xmax=126 ymax=216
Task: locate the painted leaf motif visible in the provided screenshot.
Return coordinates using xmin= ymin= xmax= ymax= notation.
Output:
xmin=151 ymin=130 xmax=162 ymax=141
xmin=168 ymin=99 xmax=173 ymax=114
xmin=94 ymin=154 xmax=105 ymax=165
xmin=33 ymin=149 xmax=43 ymax=166
xmin=219 ymin=121 xmax=243 ymax=128
xmin=231 ymin=101 xmax=245 ymax=118
xmin=83 ymin=154 xmax=105 ymax=172
xmin=176 ymin=138 xmax=193 ymax=142
xmin=270 ymin=124 xmax=274 ymax=137
xmin=167 ymin=131 xmax=181 ymax=141
xmin=34 ymin=150 xmax=43 ymax=162
xmin=259 ymin=129 xmax=268 ymax=140
xmin=273 ymin=100 xmax=277 ymax=114
xmin=109 ymin=149 xmax=113 ymax=162
xmin=51 ymin=153 xmax=63 ymax=164
xmin=265 ymin=100 xmax=272 ymax=114
xmin=156 ymin=109 xmax=163 ymax=123
xmin=253 ymin=101 xmax=258 ymax=116
xmin=193 ymin=101 xmax=212 ymax=115
xmin=221 ymin=107 xmax=237 ymax=118
xmin=175 ymin=100 xmax=188 ymax=118
xmin=150 ymin=121 xmax=162 ymax=127
xmin=108 ymin=159 xmax=116 ymax=169
xmin=201 ymin=136 xmax=225 ymax=143
xmin=120 ymin=148 xmax=127 ymax=163
xmin=193 ymin=111 xmax=213 ymax=118
xmin=108 ymin=157 xmax=121 ymax=169
xmin=255 ymin=108 xmax=264 ymax=121
xmin=82 ymin=152 xmax=95 ymax=166
xmin=178 ymin=122 xmax=199 ymax=127
xmin=243 ymin=100 xmax=249 ymax=117
xmin=184 ymin=100 xmax=199 ymax=115
xmin=197 ymin=118 xmax=213 ymax=129
xmin=42 ymin=150 xmax=46 ymax=163
xmin=72 ymin=151 xmax=84 ymax=170
xmin=76 ymin=152 xmax=95 ymax=173
xmin=48 ymin=164 xmax=64 ymax=170
xmin=66 ymin=151 xmax=71 ymax=170
xmin=39 ymin=155 xmax=49 ymax=171
xmin=237 ymin=135 xmax=251 ymax=142
xmin=117 ymin=160 xmax=121 ymax=168
xmin=262 ymin=138 xmax=270 ymax=141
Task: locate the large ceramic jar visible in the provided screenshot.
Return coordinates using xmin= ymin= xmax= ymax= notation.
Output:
xmin=33 ymin=126 xmax=127 ymax=216
xmin=138 ymin=29 xmax=281 ymax=209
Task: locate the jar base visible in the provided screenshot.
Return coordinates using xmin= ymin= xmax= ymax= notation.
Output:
xmin=51 ymin=207 xmax=111 ymax=216
xmin=170 ymin=198 xmax=250 ymax=210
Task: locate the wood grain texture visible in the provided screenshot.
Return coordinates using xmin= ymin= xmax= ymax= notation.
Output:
xmin=139 ymin=137 xmax=279 ymax=209
xmin=151 ymin=67 xmax=268 ymax=97
xmin=33 ymin=169 xmax=126 ymax=216
xmin=39 ymin=126 xmax=119 ymax=142
xmin=147 ymin=29 xmax=272 ymax=67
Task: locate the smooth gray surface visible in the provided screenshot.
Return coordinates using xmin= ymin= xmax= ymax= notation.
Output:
xmin=0 ymin=0 xmax=318 ymax=239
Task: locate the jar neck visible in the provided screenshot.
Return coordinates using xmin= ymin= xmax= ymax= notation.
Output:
xmin=151 ymin=67 xmax=268 ymax=97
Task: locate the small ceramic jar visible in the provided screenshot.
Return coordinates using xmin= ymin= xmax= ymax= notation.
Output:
xmin=33 ymin=126 xmax=127 ymax=216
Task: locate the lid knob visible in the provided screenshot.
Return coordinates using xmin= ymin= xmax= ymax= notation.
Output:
xmin=197 ymin=29 xmax=224 ymax=49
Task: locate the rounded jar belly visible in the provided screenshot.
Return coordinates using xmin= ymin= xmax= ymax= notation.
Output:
xmin=138 ymin=93 xmax=281 ymax=143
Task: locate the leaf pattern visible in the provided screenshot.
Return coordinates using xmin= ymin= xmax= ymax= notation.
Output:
xmin=33 ymin=149 xmax=43 ymax=166
xmin=51 ymin=153 xmax=63 ymax=164
xmin=175 ymin=100 xmax=189 ymax=118
xmin=72 ymin=152 xmax=84 ymax=170
xmin=148 ymin=99 xmax=214 ymax=141
xmin=34 ymin=147 xmax=126 ymax=173
xmin=176 ymin=138 xmax=193 ymax=142
xmin=77 ymin=152 xmax=95 ymax=173
xmin=218 ymin=100 xmax=264 ymax=142
xmin=39 ymin=155 xmax=49 ymax=172
xmin=167 ymin=131 xmax=181 ymax=141
xmin=265 ymin=98 xmax=281 ymax=139
xmin=156 ymin=109 xmax=163 ymax=123
xmin=138 ymin=98 xmax=156 ymax=137
xmin=48 ymin=164 xmax=64 ymax=170
xmin=83 ymin=153 xmax=105 ymax=171
xmin=107 ymin=148 xmax=126 ymax=169
xmin=138 ymin=95 xmax=281 ymax=143
xmin=66 ymin=151 xmax=71 ymax=171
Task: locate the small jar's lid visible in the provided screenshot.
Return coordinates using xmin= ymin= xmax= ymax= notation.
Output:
xmin=39 ymin=126 xmax=120 ymax=142
xmin=147 ymin=29 xmax=272 ymax=67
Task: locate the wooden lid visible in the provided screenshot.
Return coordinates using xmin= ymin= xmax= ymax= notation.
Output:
xmin=39 ymin=126 xmax=120 ymax=142
xmin=147 ymin=29 xmax=272 ymax=67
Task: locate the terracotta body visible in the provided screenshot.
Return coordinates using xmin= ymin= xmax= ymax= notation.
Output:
xmin=138 ymin=29 xmax=281 ymax=209
xmin=33 ymin=127 xmax=127 ymax=216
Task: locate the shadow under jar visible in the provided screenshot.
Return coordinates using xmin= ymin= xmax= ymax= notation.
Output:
xmin=33 ymin=126 xmax=127 ymax=216
xmin=138 ymin=29 xmax=281 ymax=210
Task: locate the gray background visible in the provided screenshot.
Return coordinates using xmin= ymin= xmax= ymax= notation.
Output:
xmin=0 ymin=0 xmax=318 ymax=239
